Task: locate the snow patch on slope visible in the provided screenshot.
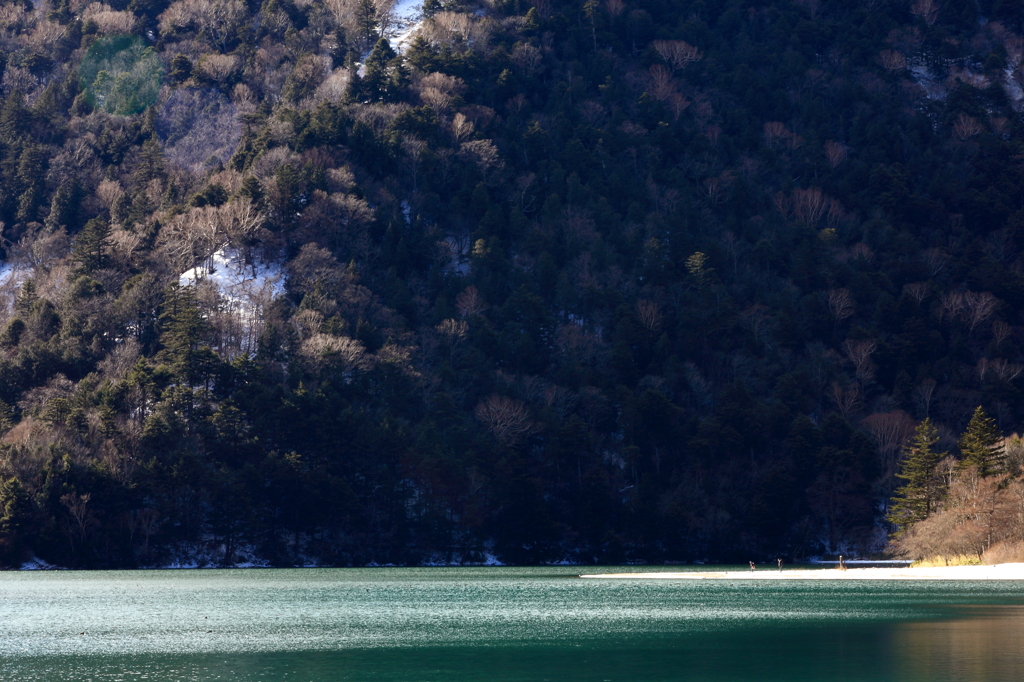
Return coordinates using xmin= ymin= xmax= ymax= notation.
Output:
xmin=909 ymin=62 xmax=947 ymax=100
xmin=179 ymin=246 xmax=285 ymax=356
xmin=1003 ymin=65 xmax=1024 ymax=110
xmin=180 ymin=246 xmax=285 ymax=299
xmin=0 ymin=260 xmax=28 ymax=314
xmin=390 ymin=0 xmax=424 ymax=53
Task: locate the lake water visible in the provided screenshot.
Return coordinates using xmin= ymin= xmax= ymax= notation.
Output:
xmin=2 ymin=566 xmax=1024 ymax=681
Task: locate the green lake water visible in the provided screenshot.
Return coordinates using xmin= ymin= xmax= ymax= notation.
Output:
xmin=2 ymin=565 xmax=1023 ymax=681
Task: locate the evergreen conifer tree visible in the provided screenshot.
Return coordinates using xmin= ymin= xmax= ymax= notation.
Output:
xmin=14 ymin=279 xmax=37 ymax=316
xmin=0 ymin=476 xmax=31 ymax=566
xmin=958 ymin=406 xmax=1005 ymax=477
xmin=887 ymin=418 xmax=945 ymax=535
xmin=45 ymin=180 xmax=81 ymax=232
xmin=72 ymin=217 xmax=111 ymax=274
xmin=158 ymin=284 xmax=212 ymax=389
xmin=0 ymin=398 xmax=14 ymax=434
xmin=363 ymin=38 xmax=398 ymax=101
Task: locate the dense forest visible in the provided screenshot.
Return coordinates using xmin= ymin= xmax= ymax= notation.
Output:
xmin=1 ymin=0 xmax=1024 ymax=568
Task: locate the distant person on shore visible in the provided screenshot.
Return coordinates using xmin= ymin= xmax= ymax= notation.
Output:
xmin=749 ymin=561 xmax=756 ymax=571
xmin=777 ymin=558 xmax=783 ymax=572
xmin=838 ymin=555 xmax=846 ymax=571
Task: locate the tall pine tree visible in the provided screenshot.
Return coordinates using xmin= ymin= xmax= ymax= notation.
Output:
xmin=71 ymin=217 xmax=110 ymax=274
xmin=958 ymin=406 xmax=1005 ymax=477
xmin=158 ymin=284 xmax=215 ymax=389
xmin=887 ymin=418 xmax=945 ymax=536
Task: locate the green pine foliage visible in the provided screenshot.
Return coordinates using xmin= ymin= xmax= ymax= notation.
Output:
xmin=0 ymin=476 xmax=31 ymax=566
xmin=958 ymin=406 xmax=1006 ymax=477
xmin=887 ymin=419 xmax=945 ymax=536
xmin=71 ymin=217 xmax=111 ymax=274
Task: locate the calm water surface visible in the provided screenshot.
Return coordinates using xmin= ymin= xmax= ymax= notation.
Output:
xmin=2 ymin=566 xmax=1023 ymax=681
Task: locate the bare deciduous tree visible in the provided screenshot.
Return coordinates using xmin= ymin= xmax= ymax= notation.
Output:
xmin=979 ymin=358 xmax=1024 ymax=383
xmin=300 ymin=334 xmax=371 ymax=380
xmin=963 ymin=291 xmax=998 ymax=333
xmin=827 ymin=288 xmax=855 ymax=323
xmin=419 ymin=72 xmax=465 ymax=112
xmin=792 ymin=187 xmax=828 ymax=227
xmin=83 ymin=3 xmax=139 ymax=33
xmin=940 ymin=290 xmax=999 ymax=334
xmin=923 ymin=247 xmax=950 ymax=277
xmin=160 ymin=205 xmax=221 ymax=272
xmin=862 ymin=409 xmax=917 ymax=481
xmin=993 ymin=320 xmax=1013 ymax=347
xmin=159 ymin=0 xmax=248 ymax=53
xmin=451 ymin=112 xmax=474 ymax=143
xmin=636 ymin=299 xmax=663 ymax=335
xmin=824 ymin=140 xmax=848 ymax=169
xmin=843 ymin=338 xmax=877 ymax=383
xmin=646 ymin=64 xmax=675 ymax=101
xmin=903 ymin=282 xmax=929 ymax=304
xmin=475 ymin=395 xmax=537 ymax=446
xmin=763 ymin=121 xmax=789 ymax=149
xmin=652 ymin=39 xmax=703 ymax=71
xmin=740 ymin=304 xmax=773 ymax=350
xmin=878 ymin=49 xmax=907 ymax=74
xmin=910 ymin=0 xmax=938 ymax=26
xmin=953 ymin=113 xmax=983 ymax=141
xmin=772 ymin=190 xmax=791 ymax=220
xmin=510 ymin=42 xmax=543 ymax=75
xmin=61 ymin=492 xmax=93 ymax=551
xmin=456 ymin=285 xmax=487 ymax=317
xmin=436 ymin=318 xmax=469 ymax=363
xmin=914 ymin=378 xmax=937 ymax=418
xmin=830 ymin=381 xmax=862 ymax=419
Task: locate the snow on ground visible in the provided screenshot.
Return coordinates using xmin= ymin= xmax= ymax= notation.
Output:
xmin=0 ymin=260 xmax=28 ymax=290
xmin=1003 ymin=65 xmax=1024 ymax=110
xmin=390 ymin=0 xmax=424 ymax=53
xmin=909 ymin=63 xmax=947 ymax=101
xmin=354 ymin=1 xmax=423 ymax=75
xmin=0 ymin=260 xmax=29 ymax=315
xmin=20 ymin=554 xmax=59 ymax=570
xmin=581 ymin=563 xmax=1024 ymax=580
xmin=179 ymin=246 xmax=285 ymax=355
xmin=180 ymin=246 xmax=285 ymax=299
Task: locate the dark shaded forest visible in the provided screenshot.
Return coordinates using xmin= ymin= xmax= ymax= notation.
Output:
xmin=2 ymin=0 xmax=1024 ymax=568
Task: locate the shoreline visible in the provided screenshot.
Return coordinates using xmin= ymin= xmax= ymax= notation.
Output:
xmin=580 ymin=563 xmax=1024 ymax=580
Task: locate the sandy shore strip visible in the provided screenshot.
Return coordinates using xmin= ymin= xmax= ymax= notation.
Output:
xmin=580 ymin=563 xmax=1024 ymax=580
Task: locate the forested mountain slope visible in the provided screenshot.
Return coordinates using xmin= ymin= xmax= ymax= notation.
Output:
xmin=1 ymin=0 xmax=1024 ymax=567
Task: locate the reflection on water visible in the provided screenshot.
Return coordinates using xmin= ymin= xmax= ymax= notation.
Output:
xmin=893 ymin=606 xmax=1024 ymax=681
xmin=2 ymin=567 xmax=1023 ymax=681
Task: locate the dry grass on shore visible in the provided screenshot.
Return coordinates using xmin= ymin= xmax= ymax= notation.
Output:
xmin=982 ymin=540 xmax=1024 ymax=565
xmin=912 ymin=555 xmax=981 ymax=568
xmin=910 ymin=540 xmax=1024 ymax=567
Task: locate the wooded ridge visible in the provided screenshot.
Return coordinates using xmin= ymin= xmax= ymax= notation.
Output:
xmin=2 ymin=0 xmax=1024 ymax=568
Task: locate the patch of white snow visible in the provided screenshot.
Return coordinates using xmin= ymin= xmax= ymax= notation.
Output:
xmin=20 ymin=554 xmax=60 ymax=570
xmin=179 ymin=246 xmax=285 ymax=356
xmin=1003 ymin=65 xmax=1024 ymax=111
xmin=389 ymin=0 xmax=424 ymax=53
xmin=909 ymin=62 xmax=947 ymax=101
xmin=0 ymin=260 xmax=28 ymax=315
